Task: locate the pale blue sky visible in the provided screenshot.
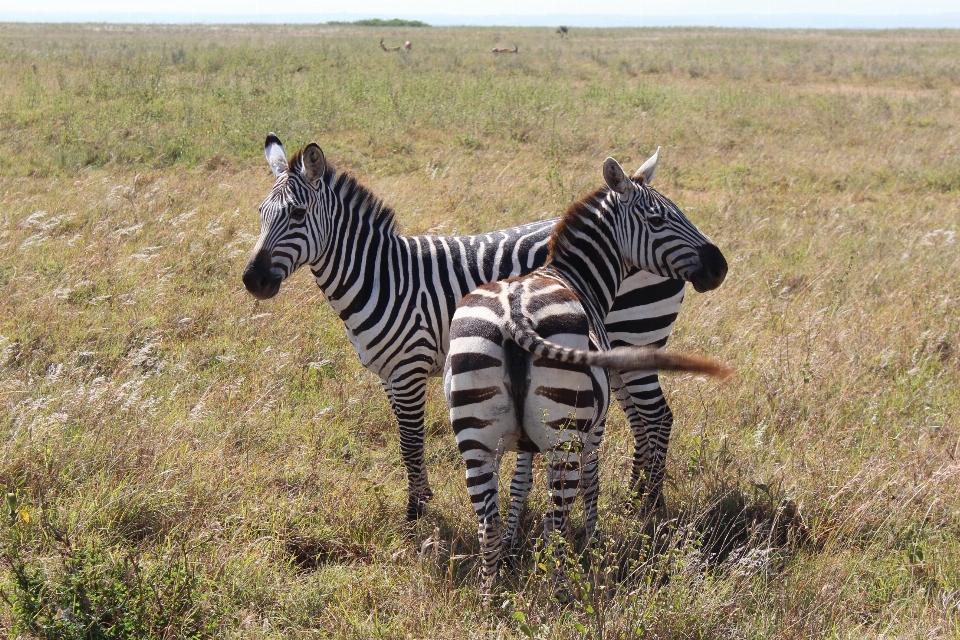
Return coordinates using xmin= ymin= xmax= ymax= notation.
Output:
xmin=4 ymin=0 xmax=960 ymax=26
xmin=7 ymin=0 xmax=960 ymax=16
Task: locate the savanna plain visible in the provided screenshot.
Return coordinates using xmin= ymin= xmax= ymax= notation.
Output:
xmin=1 ymin=22 xmax=959 ymax=638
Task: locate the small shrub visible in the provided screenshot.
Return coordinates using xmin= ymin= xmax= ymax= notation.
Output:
xmin=2 ymin=537 xmax=214 ymax=639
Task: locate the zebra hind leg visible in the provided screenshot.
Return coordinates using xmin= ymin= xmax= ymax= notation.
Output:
xmin=382 ymin=376 xmax=434 ymax=520
xmin=543 ymin=446 xmax=581 ymax=601
xmin=579 ymin=417 xmax=606 ymax=546
xmin=467 ymin=455 xmax=504 ymax=605
xmin=581 ymin=447 xmax=601 ymax=545
xmin=503 ymin=451 xmax=535 ymax=563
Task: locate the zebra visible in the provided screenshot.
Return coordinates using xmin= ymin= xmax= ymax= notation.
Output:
xmin=241 ymin=134 xmax=728 ymax=521
xmin=444 ymin=154 xmax=730 ymax=600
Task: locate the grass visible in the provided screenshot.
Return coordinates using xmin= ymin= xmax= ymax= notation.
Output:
xmin=0 ymin=22 xmax=959 ymax=638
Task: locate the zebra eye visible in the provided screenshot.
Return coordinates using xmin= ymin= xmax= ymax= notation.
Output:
xmin=647 ymin=212 xmax=664 ymax=225
xmin=289 ymin=206 xmax=307 ymax=222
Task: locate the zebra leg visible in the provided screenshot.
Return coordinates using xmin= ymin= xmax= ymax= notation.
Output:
xmin=466 ymin=453 xmax=503 ymax=604
xmin=642 ymin=398 xmax=673 ymax=512
xmin=543 ymin=445 xmax=581 ymax=595
xmin=580 ymin=448 xmax=600 ymax=544
xmin=614 ymin=369 xmax=672 ymax=512
xmin=610 ymin=371 xmax=653 ymax=492
xmin=382 ymin=376 xmax=433 ymax=521
xmin=504 ymin=451 xmax=535 ymax=551
xmin=580 ymin=425 xmax=604 ymax=545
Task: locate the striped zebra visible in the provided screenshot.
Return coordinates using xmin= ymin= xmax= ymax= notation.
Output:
xmin=444 ymin=154 xmax=729 ymax=598
xmin=242 ymin=135 xmax=728 ymax=520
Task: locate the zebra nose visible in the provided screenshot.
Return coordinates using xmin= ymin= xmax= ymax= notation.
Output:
xmin=691 ymin=244 xmax=727 ymax=292
xmin=242 ymin=251 xmax=282 ymax=299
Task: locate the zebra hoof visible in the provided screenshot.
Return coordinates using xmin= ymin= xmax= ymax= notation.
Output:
xmin=406 ymin=492 xmax=434 ymax=521
xmin=637 ymin=490 xmax=667 ymax=518
xmin=406 ymin=500 xmax=426 ymax=521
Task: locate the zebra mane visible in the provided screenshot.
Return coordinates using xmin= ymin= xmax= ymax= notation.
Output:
xmin=545 ymin=185 xmax=609 ymax=264
xmin=289 ymin=147 xmax=399 ymax=235
xmin=547 ymin=175 xmax=655 ymax=264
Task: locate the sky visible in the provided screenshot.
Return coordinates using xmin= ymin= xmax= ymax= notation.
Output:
xmin=3 ymin=0 xmax=960 ymax=26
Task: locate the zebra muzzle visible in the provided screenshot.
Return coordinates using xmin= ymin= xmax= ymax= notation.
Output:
xmin=690 ymin=243 xmax=728 ymax=293
xmin=242 ymin=251 xmax=283 ymax=299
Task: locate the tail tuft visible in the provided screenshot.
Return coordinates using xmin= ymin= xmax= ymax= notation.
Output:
xmin=604 ymin=347 xmax=734 ymax=379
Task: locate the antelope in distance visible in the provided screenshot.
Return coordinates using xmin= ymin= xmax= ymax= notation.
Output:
xmin=492 ymin=44 xmax=518 ymax=54
xmin=380 ymin=38 xmax=412 ymax=52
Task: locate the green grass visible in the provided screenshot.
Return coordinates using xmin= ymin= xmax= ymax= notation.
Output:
xmin=1 ymin=23 xmax=959 ymax=638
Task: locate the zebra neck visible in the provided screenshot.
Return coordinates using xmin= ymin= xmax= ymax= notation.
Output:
xmin=547 ymin=223 xmax=623 ymax=326
xmin=309 ymin=175 xmax=403 ymax=324
xmin=312 ymin=231 xmax=402 ymax=323
xmin=548 ymin=260 xmax=620 ymax=332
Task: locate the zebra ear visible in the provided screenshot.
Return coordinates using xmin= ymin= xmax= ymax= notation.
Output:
xmin=633 ymin=146 xmax=660 ymax=185
xmin=603 ymin=157 xmax=634 ymax=197
xmin=301 ymin=143 xmax=326 ymax=187
xmin=265 ymin=133 xmax=288 ymax=178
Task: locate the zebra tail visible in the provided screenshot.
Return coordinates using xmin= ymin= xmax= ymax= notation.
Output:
xmin=505 ymin=315 xmax=733 ymax=379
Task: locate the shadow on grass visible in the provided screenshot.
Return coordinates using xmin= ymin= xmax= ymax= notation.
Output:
xmin=480 ymin=474 xmax=810 ymax=597
xmin=284 ymin=531 xmax=377 ymax=572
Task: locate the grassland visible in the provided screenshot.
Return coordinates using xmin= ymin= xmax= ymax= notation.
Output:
xmin=1 ymin=22 xmax=959 ymax=638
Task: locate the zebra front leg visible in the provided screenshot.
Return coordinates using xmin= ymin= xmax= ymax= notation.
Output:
xmin=504 ymin=451 xmax=535 ymax=552
xmin=383 ymin=376 xmax=433 ymax=521
xmin=610 ymin=371 xmax=653 ymax=494
xmin=641 ymin=399 xmax=673 ymax=513
xmin=616 ymin=369 xmax=672 ymax=513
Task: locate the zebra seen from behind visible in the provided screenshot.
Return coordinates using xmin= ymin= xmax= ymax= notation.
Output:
xmin=444 ymin=153 xmax=730 ymax=600
xmin=242 ymin=135 xmax=728 ymax=521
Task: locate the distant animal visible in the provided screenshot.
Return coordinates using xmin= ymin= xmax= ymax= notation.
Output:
xmin=491 ymin=45 xmax=518 ymax=54
xmin=242 ymin=135 xmax=727 ymax=522
xmin=557 ymin=26 xmax=569 ymax=37
xmin=380 ymin=38 xmax=411 ymax=52
xmin=444 ymin=153 xmax=730 ymax=600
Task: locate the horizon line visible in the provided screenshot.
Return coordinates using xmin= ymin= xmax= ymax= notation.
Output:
xmin=3 ymin=12 xmax=960 ymax=29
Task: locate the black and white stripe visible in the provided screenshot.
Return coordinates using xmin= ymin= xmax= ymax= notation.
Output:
xmin=443 ymin=154 xmax=729 ymax=599
xmin=242 ymin=135 xmax=727 ymax=521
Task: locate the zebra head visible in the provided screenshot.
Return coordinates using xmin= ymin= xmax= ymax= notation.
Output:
xmin=242 ymin=134 xmax=328 ymax=300
xmin=603 ymin=149 xmax=727 ymax=292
